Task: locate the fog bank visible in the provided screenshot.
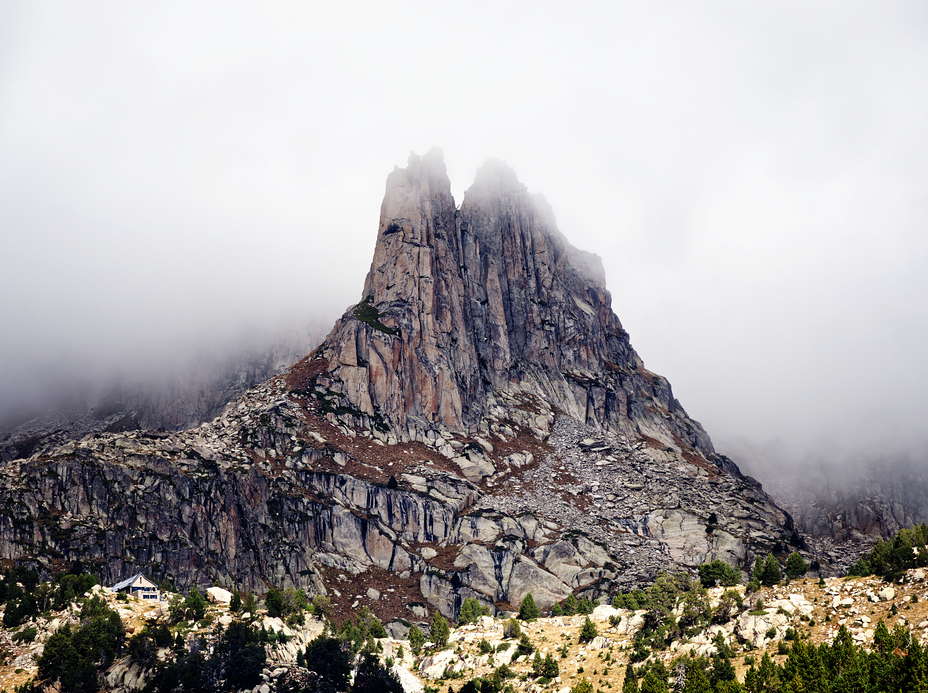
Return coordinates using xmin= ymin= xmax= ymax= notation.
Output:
xmin=2 ymin=2 xmax=928 ymax=472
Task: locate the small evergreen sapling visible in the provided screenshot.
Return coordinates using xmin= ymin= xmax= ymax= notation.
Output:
xmin=516 ymin=633 xmax=535 ymax=657
xmin=579 ymin=616 xmax=598 ymax=643
xmin=571 ymin=677 xmax=594 ymax=693
xmin=519 ymin=592 xmax=540 ymax=620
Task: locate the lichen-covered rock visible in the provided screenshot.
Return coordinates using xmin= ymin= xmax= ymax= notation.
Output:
xmin=737 ymin=610 xmax=790 ymax=648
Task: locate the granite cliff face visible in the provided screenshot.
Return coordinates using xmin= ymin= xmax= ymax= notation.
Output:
xmin=0 ymin=151 xmax=806 ymax=626
xmin=315 ymin=150 xmax=713 ymax=458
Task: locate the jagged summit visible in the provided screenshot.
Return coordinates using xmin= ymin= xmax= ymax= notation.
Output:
xmin=313 ymin=149 xmax=715 ymax=464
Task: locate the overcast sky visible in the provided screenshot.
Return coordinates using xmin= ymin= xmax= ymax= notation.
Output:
xmin=2 ymin=2 xmax=927 ymax=460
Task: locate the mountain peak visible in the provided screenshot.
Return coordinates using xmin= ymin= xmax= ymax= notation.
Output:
xmin=312 ymin=153 xmax=716 ymax=465
xmin=469 ymin=157 xmax=525 ymax=194
xmin=0 ymin=152 xmax=804 ymax=620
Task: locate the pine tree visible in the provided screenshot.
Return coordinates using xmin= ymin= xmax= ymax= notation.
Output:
xmin=761 ymin=554 xmax=782 ymax=586
xmin=265 ymin=588 xmax=284 ymax=617
xmin=785 ymin=552 xmax=808 ymax=580
xmin=698 ymin=560 xmax=741 ymax=588
xmin=516 ymin=633 xmax=535 ymax=657
xmin=623 ymin=663 xmax=639 ymax=693
xmin=229 ymin=589 xmax=242 ymax=613
xmin=683 ymin=660 xmax=712 ymax=693
xmin=639 ymin=668 xmax=669 ymax=693
xmin=571 ymin=678 xmax=594 ymax=693
xmin=542 ymin=652 xmax=559 ymax=677
xmin=243 ymin=592 xmax=258 ymax=614
xmin=184 ymin=588 xmax=208 ymax=620
xmin=430 ymin=611 xmax=450 ymax=648
xmin=752 ymin=555 xmax=765 ymax=584
xmin=519 ymin=592 xmax=540 ymax=620
xmin=744 ymin=653 xmax=780 ymax=693
xmin=579 ymin=616 xmax=598 ymax=643
xmin=408 ymin=624 xmax=424 ymax=655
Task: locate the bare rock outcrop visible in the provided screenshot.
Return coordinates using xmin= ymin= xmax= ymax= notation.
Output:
xmin=313 ymin=149 xmax=715 ymax=460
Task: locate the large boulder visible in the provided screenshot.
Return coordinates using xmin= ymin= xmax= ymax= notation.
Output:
xmin=206 ymin=587 xmax=233 ymax=604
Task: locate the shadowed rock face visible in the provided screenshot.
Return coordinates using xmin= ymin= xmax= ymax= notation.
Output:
xmin=316 ymin=150 xmax=714 ymax=457
xmin=0 ymin=151 xmax=804 ymax=624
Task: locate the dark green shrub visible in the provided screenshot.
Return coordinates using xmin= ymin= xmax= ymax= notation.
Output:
xmin=182 ymin=588 xmax=208 ymax=621
xmin=698 ymin=559 xmax=741 ymax=588
xmin=352 ymin=296 xmax=398 ymax=336
xmin=265 ymin=588 xmax=284 ymax=618
xmin=459 ymin=597 xmax=490 ymax=624
xmin=13 ymin=627 xmax=37 ymax=643
xmin=516 ymin=633 xmax=534 ymax=657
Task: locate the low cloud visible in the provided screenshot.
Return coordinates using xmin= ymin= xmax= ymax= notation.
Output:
xmin=2 ymin=3 xmax=927 ymax=476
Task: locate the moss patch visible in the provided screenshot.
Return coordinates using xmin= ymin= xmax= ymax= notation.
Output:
xmin=352 ymin=297 xmax=398 ymax=336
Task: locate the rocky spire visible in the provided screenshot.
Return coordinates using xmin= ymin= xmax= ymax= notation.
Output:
xmin=315 ymin=149 xmax=715 ymax=460
xmin=316 ymin=149 xmax=473 ymax=436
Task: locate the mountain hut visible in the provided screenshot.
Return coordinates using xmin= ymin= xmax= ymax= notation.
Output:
xmin=109 ymin=573 xmax=161 ymax=602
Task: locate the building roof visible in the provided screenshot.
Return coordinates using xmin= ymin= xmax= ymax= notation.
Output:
xmin=110 ymin=573 xmax=158 ymax=592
